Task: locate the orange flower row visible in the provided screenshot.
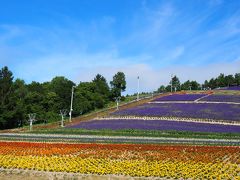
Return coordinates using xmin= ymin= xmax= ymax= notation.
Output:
xmin=0 ymin=141 xmax=239 ymax=178
xmin=0 ymin=141 xmax=239 ymax=163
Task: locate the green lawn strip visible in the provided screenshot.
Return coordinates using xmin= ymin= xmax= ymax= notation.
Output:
xmin=1 ymin=135 xmax=239 ymax=146
xmin=213 ymin=90 xmax=240 ymax=95
xmin=26 ymin=128 xmax=240 ymax=140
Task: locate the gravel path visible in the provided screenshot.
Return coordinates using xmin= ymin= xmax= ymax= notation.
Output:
xmin=194 ymin=94 xmax=211 ymax=102
xmin=0 ymin=168 xmax=156 ymax=180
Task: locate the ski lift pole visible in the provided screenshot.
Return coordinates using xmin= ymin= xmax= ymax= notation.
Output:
xmin=60 ymin=109 xmax=67 ymax=127
xmin=28 ymin=113 xmax=36 ymax=131
xmin=69 ymin=86 xmax=76 ymax=122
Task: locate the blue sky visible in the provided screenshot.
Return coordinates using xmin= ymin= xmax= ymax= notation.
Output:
xmin=0 ymin=0 xmax=240 ymax=94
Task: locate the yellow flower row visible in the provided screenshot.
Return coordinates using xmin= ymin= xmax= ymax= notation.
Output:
xmin=0 ymin=155 xmax=239 ymax=179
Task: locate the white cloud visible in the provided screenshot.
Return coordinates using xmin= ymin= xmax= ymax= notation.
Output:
xmin=11 ymin=42 xmax=240 ymax=94
xmin=72 ymin=59 xmax=240 ymax=95
xmin=12 ymin=51 xmax=152 ymax=83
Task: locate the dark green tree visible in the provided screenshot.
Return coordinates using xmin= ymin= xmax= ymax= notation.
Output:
xmin=0 ymin=66 xmax=14 ymax=105
xmin=0 ymin=66 xmax=14 ymax=129
xmin=190 ymin=81 xmax=200 ymax=90
xmin=157 ymin=85 xmax=166 ymax=93
xmin=216 ymin=73 xmax=225 ymax=87
xmin=110 ymin=72 xmax=126 ymax=98
xmin=73 ymin=82 xmax=96 ymax=115
xmin=165 ymin=85 xmax=172 ymax=92
xmin=27 ymin=81 xmax=45 ymax=94
xmin=208 ymin=78 xmax=217 ymax=89
xmin=234 ymin=73 xmax=240 ymax=85
xmin=93 ymin=74 xmax=110 ymax=102
xmin=10 ymin=79 xmax=28 ymax=127
xmin=225 ymin=75 xmax=235 ymax=87
xmin=170 ymin=75 xmax=180 ymax=91
xmin=25 ymin=91 xmax=44 ymax=120
xmin=203 ymin=80 xmax=209 ymax=89
xmin=49 ymin=76 xmax=75 ymax=109
xmin=181 ymin=80 xmax=191 ymax=90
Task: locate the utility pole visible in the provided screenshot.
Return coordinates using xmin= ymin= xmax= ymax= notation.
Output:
xmin=69 ymin=86 xmax=76 ymax=122
xmin=137 ymin=76 xmax=140 ymax=101
xmin=171 ymin=74 xmax=173 ymax=93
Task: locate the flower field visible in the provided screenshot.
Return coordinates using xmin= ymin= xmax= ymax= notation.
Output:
xmin=152 ymin=93 xmax=206 ymax=101
xmin=200 ymin=94 xmax=240 ymax=103
xmin=0 ymin=141 xmax=239 ymax=179
xmin=113 ymin=103 xmax=240 ymax=121
xmin=1 ymin=93 xmax=239 ymax=178
xmin=218 ymin=86 xmax=240 ymax=91
xmin=68 ymin=119 xmax=240 ymax=133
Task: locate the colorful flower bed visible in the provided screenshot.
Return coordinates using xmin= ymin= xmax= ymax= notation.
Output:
xmin=152 ymin=94 xmax=206 ymax=101
xmin=200 ymin=94 xmax=240 ymax=103
xmin=67 ymin=119 xmax=240 ymax=133
xmin=0 ymin=141 xmax=239 ymax=179
xmin=113 ymin=103 xmax=240 ymax=121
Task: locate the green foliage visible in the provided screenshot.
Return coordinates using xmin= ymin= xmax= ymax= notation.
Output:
xmin=157 ymin=85 xmax=166 ymax=93
xmin=0 ymin=66 xmax=13 ymax=106
xmin=204 ymin=73 xmax=240 ymax=89
xmin=110 ymin=72 xmax=126 ymax=99
xmin=161 ymin=72 xmax=240 ymax=92
xmin=234 ymin=73 xmax=240 ymax=85
xmin=181 ymin=80 xmax=200 ymax=90
xmin=172 ymin=75 xmax=180 ymax=90
xmin=0 ymin=67 xmax=15 ymax=129
xmin=49 ymin=76 xmax=75 ymax=109
xmin=73 ymin=74 xmax=111 ymax=116
xmin=0 ymin=67 xmax=119 ymax=130
xmin=163 ymin=75 xmax=181 ymax=92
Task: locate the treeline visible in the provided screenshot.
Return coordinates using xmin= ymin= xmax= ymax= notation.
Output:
xmin=0 ymin=66 xmax=126 ymax=129
xmin=157 ymin=73 xmax=240 ymax=92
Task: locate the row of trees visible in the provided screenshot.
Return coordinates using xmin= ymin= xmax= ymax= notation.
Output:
xmin=0 ymin=66 xmax=126 ymax=129
xmin=204 ymin=73 xmax=240 ymax=89
xmin=158 ymin=73 xmax=240 ymax=92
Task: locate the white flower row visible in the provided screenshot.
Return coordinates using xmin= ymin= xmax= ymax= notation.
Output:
xmin=95 ymin=116 xmax=240 ymax=126
xmin=1 ymin=133 xmax=240 ymax=144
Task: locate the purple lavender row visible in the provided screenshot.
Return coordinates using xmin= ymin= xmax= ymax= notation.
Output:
xmin=218 ymin=86 xmax=240 ymax=91
xmin=112 ymin=103 xmax=240 ymax=121
xmin=67 ymin=119 xmax=240 ymax=133
xmin=152 ymin=94 xmax=206 ymax=101
xmin=200 ymin=95 xmax=240 ymax=103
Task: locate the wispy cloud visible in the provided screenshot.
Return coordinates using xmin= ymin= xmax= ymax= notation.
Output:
xmin=72 ymin=59 xmax=240 ymax=94
xmin=0 ymin=0 xmax=240 ymax=94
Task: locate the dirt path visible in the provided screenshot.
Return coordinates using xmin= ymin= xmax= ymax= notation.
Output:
xmin=0 ymin=168 xmax=160 ymax=180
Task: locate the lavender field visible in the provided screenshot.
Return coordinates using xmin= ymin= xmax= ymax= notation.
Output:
xmin=152 ymin=94 xmax=206 ymax=101
xmin=218 ymin=86 xmax=240 ymax=91
xmin=113 ymin=103 xmax=240 ymax=121
xmin=67 ymin=119 xmax=240 ymax=133
xmin=200 ymin=94 xmax=240 ymax=103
